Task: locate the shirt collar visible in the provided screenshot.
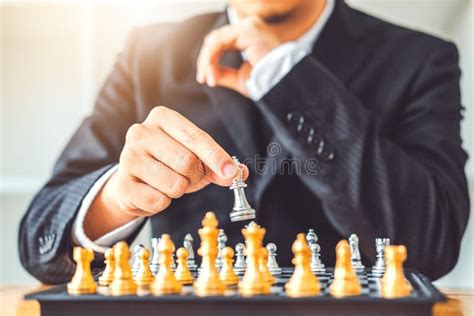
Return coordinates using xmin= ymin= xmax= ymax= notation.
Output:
xmin=227 ymin=0 xmax=335 ymax=52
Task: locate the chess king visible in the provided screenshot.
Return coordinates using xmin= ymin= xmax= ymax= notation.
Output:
xmin=20 ymin=0 xmax=469 ymax=284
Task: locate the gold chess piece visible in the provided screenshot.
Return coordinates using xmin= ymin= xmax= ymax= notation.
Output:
xmin=285 ymin=233 xmax=320 ymax=297
xmin=175 ymin=247 xmax=194 ymax=285
xmin=220 ymin=247 xmax=239 ymax=286
xmin=381 ymin=245 xmax=412 ymax=298
xmin=259 ymin=247 xmax=276 ymax=286
xmin=194 ymin=212 xmax=225 ymax=296
xmin=67 ymin=247 xmax=97 ymax=295
xmin=109 ymin=241 xmax=137 ymax=296
xmin=151 ymin=234 xmax=182 ymax=295
xmin=238 ymin=221 xmax=270 ymax=296
xmin=98 ymin=248 xmax=115 ymax=287
xmin=134 ymin=248 xmax=154 ymax=286
xmin=329 ymin=240 xmax=361 ymax=297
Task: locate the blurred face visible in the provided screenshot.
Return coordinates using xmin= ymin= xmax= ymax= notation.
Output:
xmin=229 ymin=0 xmax=312 ymax=23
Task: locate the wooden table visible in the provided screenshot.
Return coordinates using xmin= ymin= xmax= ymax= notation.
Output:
xmin=1 ymin=284 xmax=473 ymax=316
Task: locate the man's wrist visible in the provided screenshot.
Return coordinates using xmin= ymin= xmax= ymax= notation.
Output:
xmin=84 ymin=169 xmax=138 ymax=240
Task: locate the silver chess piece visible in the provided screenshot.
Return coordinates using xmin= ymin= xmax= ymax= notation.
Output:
xmin=233 ymin=242 xmax=246 ymax=275
xmin=349 ymin=233 xmax=365 ymax=273
xmin=229 ymin=157 xmax=256 ymax=222
xmin=150 ymin=238 xmax=160 ymax=275
xmin=266 ymin=243 xmax=282 ymax=276
xmin=310 ymin=243 xmax=326 ymax=273
xmin=131 ymin=244 xmax=145 ymax=277
xmin=183 ymin=234 xmax=198 ymax=271
xmin=372 ymin=238 xmax=390 ymax=276
xmin=306 ymin=228 xmax=318 ymax=245
xmin=216 ymin=229 xmax=227 ymax=270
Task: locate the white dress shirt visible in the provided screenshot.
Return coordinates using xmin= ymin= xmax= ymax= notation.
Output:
xmin=71 ymin=0 xmax=335 ymax=252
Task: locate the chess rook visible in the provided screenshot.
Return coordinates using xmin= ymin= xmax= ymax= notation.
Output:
xmin=67 ymin=247 xmax=97 ymax=295
xmin=229 ymin=157 xmax=256 ymax=222
xmin=194 ymin=212 xmax=225 ymax=296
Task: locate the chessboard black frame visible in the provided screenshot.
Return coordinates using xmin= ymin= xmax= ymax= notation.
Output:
xmin=25 ymin=269 xmax=446 ymax=316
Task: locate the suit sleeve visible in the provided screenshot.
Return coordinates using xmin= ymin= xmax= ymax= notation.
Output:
xmin=18 ymin=28 xmax=144 ymax=284
xmin=255 ymin=43 xmax=469 ymax=279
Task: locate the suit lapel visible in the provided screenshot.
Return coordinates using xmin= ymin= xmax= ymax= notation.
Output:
xmin=314 ymin=1 xmax=372 ymax=86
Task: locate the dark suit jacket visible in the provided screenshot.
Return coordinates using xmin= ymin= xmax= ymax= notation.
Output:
xmin=19 ymin=1 xmax=469 ymax=284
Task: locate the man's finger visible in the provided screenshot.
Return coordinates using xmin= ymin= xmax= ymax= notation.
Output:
xmin=126 ymin=180 xmax=172 ymax=214
xmin=212 ymin=63 xmax=252 ymax=96
xmin=197 ymin=26 xmax=241 ymax=86
xmin=151 ymin=107 xmax=238 ymax=183
xmin=141 ymin=127 xmax=205 ymax=186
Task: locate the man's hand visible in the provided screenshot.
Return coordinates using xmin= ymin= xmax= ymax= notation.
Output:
xmin=84 ymin=106 xmax=248 ymax=239
xmin=196 ymin=16 xmax=283 ymax=96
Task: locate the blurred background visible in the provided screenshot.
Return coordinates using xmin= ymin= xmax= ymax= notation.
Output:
xmin=1 ymin=0 xmax=473 ymax=289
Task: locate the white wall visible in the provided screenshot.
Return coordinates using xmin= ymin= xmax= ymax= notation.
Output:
xmin=1 ymin=0 xmax=473 ymax=288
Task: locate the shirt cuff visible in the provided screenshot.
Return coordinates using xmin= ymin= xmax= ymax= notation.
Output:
xmin=71 ymin=164 xmax=145 ymax=253
xmin=246 ymin=41 xmax=310 ymax=101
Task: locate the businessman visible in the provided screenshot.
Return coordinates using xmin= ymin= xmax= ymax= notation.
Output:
xmin=19 ymin=0 xmax=470 ymax=284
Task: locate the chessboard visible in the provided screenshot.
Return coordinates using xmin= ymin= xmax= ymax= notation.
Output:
xmin=25 ymin=267 xmax=445 ymax=316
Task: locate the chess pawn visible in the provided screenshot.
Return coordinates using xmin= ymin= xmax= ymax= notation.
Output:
xmin=219 ymin=247 xmax=239 ymax=286
xmin=259 ymin=247 xmax=276 ymax=286
xmin=151 ymin=234 xmax=182 ymax=295
xmin=329 ymin=240 xmax=361 ymax=298
xmin=175 ymin=247 xmax=194 ymax=285
xmin=109 ymin=242 xmax=137 ymax=296
xmin=67 ymin=247 xmax=97 ymax=295
xmin=150 ymin=237 xmax=160 ymax=275
xmin=238 ymin=221 xmax=270 ymax=296
xmin=134 ymin=248 xmax=154 ymax=286
xmin=233 ymin=243 xmax=246 ymax=276
xmin=194 ymin=212 xmax=225 ymax=296
xmin=285 ymin=234 xmax=320 ymax=298
xmin=98 ymin=248 xmax=115 ymax=286
xmin=381 ymin=245 xmax=412 ymax=298
xmin=310 ymin=243 xmax=326 ymax=274
xmin=266 ymin=243 xmax=282 ymax=276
